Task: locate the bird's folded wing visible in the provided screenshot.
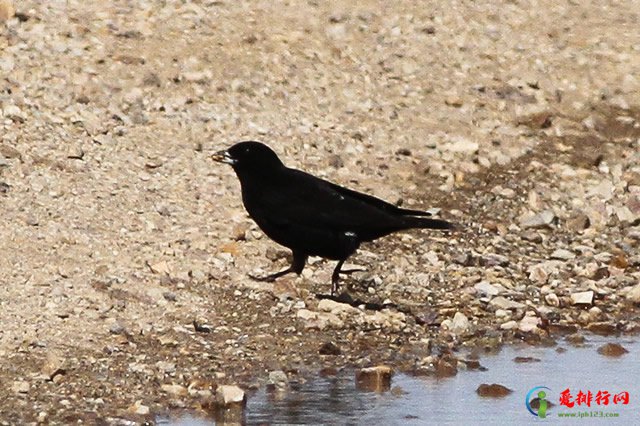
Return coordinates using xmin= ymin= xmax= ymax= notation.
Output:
xmin=326 ymin=180 xmax=433 ymax=217
xmin=258 ymin=169 xmax=417 ymax=232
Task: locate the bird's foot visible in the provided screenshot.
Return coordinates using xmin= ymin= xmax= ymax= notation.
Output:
xmin=248 ymin=267 xmax=294 ymax=282
xmin=339 ymin=268 xmax=366 ymax=275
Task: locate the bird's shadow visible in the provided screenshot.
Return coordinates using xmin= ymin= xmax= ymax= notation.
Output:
xmin=315 ymin=291 xmax=397 ymax=312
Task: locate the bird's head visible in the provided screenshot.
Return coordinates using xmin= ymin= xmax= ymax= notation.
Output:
xmin=212 ymin=141 xmax=284 ymax=171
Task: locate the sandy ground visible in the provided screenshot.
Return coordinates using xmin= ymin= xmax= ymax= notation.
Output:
xmin=1 ymin=0 xmax=639 ymax=422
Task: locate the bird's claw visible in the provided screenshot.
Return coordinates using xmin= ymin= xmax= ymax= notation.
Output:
xmin=339 ymin=268 xmax=366 ymax=275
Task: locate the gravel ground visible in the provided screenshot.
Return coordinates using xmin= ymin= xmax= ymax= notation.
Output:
xmin=1 ymin=0 xmax=639 ymax=423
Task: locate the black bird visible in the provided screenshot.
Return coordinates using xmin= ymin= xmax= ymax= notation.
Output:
xmin=212 ymin=141 xmax=455 ymax=295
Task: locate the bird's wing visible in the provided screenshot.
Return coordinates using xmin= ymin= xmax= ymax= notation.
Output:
xmin=256 ymin=169 xmax=411 ymax=232
xmin=324 ymin=180 xmax=433 ymax=217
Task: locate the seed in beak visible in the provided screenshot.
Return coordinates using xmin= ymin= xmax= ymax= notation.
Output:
xmin=211 ymin=150 xmax=236 ymax=165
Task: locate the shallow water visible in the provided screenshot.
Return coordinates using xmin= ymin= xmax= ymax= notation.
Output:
xmin=160 ymin=335 xmax=640 ymax=425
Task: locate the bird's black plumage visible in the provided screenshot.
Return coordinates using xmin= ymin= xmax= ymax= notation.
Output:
xmin=213 ymin=141 xmax=456 ymax=295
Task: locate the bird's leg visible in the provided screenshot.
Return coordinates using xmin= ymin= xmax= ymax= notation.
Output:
xmin=331 ymin=259 xmax=346 ymax=296
xmin=248 ymin=251 xmax=307 ymax=282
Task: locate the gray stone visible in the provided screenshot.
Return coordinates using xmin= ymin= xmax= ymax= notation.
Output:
xmin=109 ymin=322 xmax=126 ymax=335
xmin=363 ymin=310 xmax=405 ymax=329
xmin=527 ymin=260 xmax=563 ymax=284
xmin=495 ymin=309 xmax=510 ymax=318
xmin=489 ymin=296 xmax=525 ymax=310
xmin=528 ymin=264 xmax=549 ymax=284
xmin=268 ymin=370 xmax=289 ymax=389
xmin=550 ymin=249 xmax=576 ymax=260
xmin=443 ymin=137 xmax=479 ymax=154
xmin=449 ymin=312 xmax=470 ymax=334
xmin=481 ymin=254 xmax=510 ymax=267
xmin=453 ymin=252 xmax=474 ymax=266
xmin=571 ymin=291 xmax=594 ymax=305
xmin=12 ymin=381 xmax=30 ymax=394
xmin=129 ymin=400 xmax=149 ymax=415
xmin=588 ymin=180 xmax=614 ymax=201
xmin=317 ymin=299 xmax=360 ymax=315
xmin=519 ymin=210 xmax=556 ymax=229
xmin=500 ymin=320 xmax=518 ymax=330
xmin=519 ymin=314 xmax=540 ymax=332
xmin=610 ymin=96 xmax=629 ymax=110
xmin=296 ymin=309 xmax=317 ymax=321
xmin=521 ymin=231 xmax=543 ymax=243
xmin=545 ymin=293 xmax=560 ymax=307
xmin=615 ymin=205 xmax=639 ymax=224
xmin=2 ymin=105 xmax=25 ymax=121
xmin=474 ymin=281 xmax=501 ymax=297
xmin=625 ymin=284 xmax=640 ymax=303
xmin=156 ymin=361 xmax=176 ymax=374
xmin=216 ymin=385 xmax=246 ymax=406
xmin=161 ymin=384 xmax=187 ymax=396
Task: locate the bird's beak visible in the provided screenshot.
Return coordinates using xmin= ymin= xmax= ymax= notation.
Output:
xmin=211 ymin=149 xmax=236 ymax=165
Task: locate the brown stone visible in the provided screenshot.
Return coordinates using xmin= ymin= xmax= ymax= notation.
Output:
xmin=477 ymin=383 xmax=513 ymax=398
xmin=586 ymin=322 xmax=619 ymax=336
xmin=566 ymin=333 xmax=585 ymax=346
xmin=566 ymin=213 xmax=590 ymax=231
xmin=513 ymin=356 xmax=541 ymax=363
xmin=318 ymin=341 xmax=341 ymax=356
xmin=435 ymin=356 xmax=458 ymax=378
xmin=0 ymin=0 xmax=14 ymax=22
xmin=42 ymin=353 xmax=66 ymax=381
xmin=355 ymin=365 xmax=393 ymax=392
xmin=597 ymin=343 xmax=628 ymax=357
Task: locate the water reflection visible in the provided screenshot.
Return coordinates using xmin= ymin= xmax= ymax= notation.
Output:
xmin=159 ymin=335 xmax=640 ymax=425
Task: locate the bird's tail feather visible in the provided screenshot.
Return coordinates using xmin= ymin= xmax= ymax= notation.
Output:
xmin=396 ymin=207 xmax=433 ymax=217
xmin=402 ymin=216 xmax=457 ymax=230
